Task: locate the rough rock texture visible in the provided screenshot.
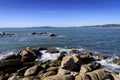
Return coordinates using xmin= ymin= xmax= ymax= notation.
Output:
xmin=43 ymin=75 xmax=74 ymax=80
xmin=24 ymin=65 xmax=40 ymax=76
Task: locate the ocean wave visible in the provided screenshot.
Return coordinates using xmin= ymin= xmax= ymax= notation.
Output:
xmin=0 ymin=47 xmax=120 ymax=73
xmin=19 ymin=37 xmax=27 ymax=42
xmin=0 ymin=50 xmax=17 ymax=60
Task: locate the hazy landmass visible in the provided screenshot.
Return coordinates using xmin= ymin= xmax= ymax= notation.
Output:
xmin=80 ymin=24 xmax=120 ymax=28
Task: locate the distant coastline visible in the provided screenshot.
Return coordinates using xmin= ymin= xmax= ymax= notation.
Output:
xmin=80 ymin=24 xmax=120 ymax=28
xmin=0 ymin=24 xmax=120 ymax=28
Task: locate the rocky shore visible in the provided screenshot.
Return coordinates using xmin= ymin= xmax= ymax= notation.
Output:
xmin=0 ymin=47 xmax=120 ymax=80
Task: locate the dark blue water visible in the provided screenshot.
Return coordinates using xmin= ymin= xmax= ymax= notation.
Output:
xmin=0 ymin=27 xmax=120 ymax=55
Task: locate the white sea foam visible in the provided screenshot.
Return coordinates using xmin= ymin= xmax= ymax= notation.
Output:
xmin=0 ymin=50 xmax=16 ymax=60
xmin=57 ymin=35 xmax=66 ymax=38
xmin=37 ymin=47 xmax=88 ymax=61
xmin=37 ymin=50 xmax=60 ymax=61
xmin=97 ymin=56 xmax=120 ymax=73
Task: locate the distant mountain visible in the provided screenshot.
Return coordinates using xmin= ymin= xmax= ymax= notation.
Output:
xmin=80 ymin=24 xmax=120 ymax=28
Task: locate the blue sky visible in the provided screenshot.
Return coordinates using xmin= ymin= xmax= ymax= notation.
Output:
xmin=0 ymin=0 xmax=120 ymax=27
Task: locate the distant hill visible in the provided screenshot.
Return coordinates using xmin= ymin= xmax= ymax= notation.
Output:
xmin=80 ymin=24 xmax=120 ymax=28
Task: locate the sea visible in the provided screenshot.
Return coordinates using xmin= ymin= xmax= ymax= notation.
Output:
xmin=0 ymin=27 xmax=120 ymax=72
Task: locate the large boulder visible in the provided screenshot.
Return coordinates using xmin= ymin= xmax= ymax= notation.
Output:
xmin=19 ymin=47 xmax=40 ymax=62
xmin=61 ymin=55 xmax=82 ymax=71
xmin=43 ymin=75 xmax=74 ymax=80
xmin=0 ymin=59 xmax=22 ymax=73
xmin=79 ymin=52 xmax=93 ymax=64
xmin=24 ymin=65 xmax=40 ymax=76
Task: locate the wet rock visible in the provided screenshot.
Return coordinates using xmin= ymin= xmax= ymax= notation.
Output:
xmin=37 ymin=47 xmax=47 ymax=51
xmin=70 ymin=49 xmax=81 ymax=54
xmin=48 ymin=33 xmax=56 ymax=37
xmin=0 ymin=59 xmax=22 ymax=68
xmin=58 ymin=51 xmax=66 ymax=61
xmin=46 ymin=48 xmax=59 ymax=53
xmin=43 ymin=74 xmax=74 ymax=80
xmin=4 ymin=54 xmax=21 ymax=60
xmin=94 ymin=54 xmax=107 ymax=60
xmin=24 ymin=65 xmax=40 ymax=76
xmin=111 ymin=74 xmax=120 ymax=80
xmin=113 ymin=59 xmax=120 ymax=65
xmin=0 ymin=32 xmax=14 ymax=37
xmin=0 ymin=59 xmax=22 ymax=73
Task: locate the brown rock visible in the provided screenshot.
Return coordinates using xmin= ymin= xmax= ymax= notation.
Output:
xmin=75 ymin=74 xmax=82 ymax=80
xmin=57 ymin=68 xmax=71 ymax=75
xmin=61 ymin=55 xmax=77 ymax=70
xmin=80 ymin=52 xmax=93 ymax=64
xmin=21 ymin=76 xmax=39 ymax=80
xmin=113 ymin=59 xmax=120 ymax=65
xmin=8 ymin=75 xmax=22 ymax=80
xmin=87 ymin=62 xmax=101 ymax=70
xmin=19 ymin=47 xmax=39 ymax=62
xmin=46 ymin=67 xmax=58 ymax=72
xmin=61 ymin=55 xmax=82 ymax=71
xmin=42 ymin=71 xmax=57 ymax=79
xmin=80 ymin=65 xmax=91 ymax=73
xmin=43 ymin=75 xmax=74 ymax=80
xmin=24 ymin=65 xmax=40 ymax=76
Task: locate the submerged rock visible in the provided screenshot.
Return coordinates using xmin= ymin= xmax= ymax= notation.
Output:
xmin=48 ymin=33 xmax=56 ymax=37
xmin=31 ymin=32 xmax=47 ymax=35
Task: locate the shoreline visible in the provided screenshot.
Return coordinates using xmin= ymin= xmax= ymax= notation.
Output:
xmin=0 ymin=46 xmax=120 ymax=80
